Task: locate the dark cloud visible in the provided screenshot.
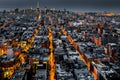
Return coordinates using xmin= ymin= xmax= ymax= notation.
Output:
xmin=0 ymin=0 xmax=120 ymax=12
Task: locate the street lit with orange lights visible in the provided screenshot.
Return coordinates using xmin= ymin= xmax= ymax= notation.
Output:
xmin=60 ymin=26 xmax=98 ymax=80
xmin=48 ymin=26 xmax=56 ymax=80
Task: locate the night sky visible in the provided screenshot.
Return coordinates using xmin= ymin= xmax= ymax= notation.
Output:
xmin=0 ymin=0 xmax=120 ymax=12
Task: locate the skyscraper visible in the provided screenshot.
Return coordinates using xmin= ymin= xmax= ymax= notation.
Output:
xmin=37 ymin=1 xmax=40 ymax=9
xmin=36 ymin=1 xmax=40 ymax=13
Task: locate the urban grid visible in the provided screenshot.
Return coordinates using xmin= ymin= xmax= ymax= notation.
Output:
xmin=0 ymin=1 xmax=120 ymax=80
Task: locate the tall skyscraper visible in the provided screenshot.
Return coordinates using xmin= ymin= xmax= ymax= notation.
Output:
xmin=36 ymin=2 xmax=40 ymax=13
xmin=37 ymin=1 xmax=40 ymax=9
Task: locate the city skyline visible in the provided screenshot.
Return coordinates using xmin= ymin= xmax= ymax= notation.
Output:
xmin=1 ymin=0 xmax=120 ymax=80
xmin=0 ymin=0 xmax=120 ymax=12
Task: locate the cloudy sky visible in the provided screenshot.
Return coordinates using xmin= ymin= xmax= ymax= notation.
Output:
xmin=0 ymin=0 xmax=120 ymax=12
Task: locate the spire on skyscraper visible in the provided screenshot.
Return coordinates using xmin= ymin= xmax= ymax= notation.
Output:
xmin=37 ymin=1 xmax=40 ymax=9
xmin=36 ymin=1 xmax=40 ymax=13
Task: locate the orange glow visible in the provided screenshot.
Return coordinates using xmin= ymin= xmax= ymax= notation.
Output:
xmin=0 ymin=48 xmax=4 ymax=55
xmin=91 ymin=66 xmax=98 ymax=80
xmin=14 ymin=51 xmax=20 ymax=56
xmin=18 ymin=53 xmax=26 ymax=63
xmin=98 ymin=22 xmax=104 ymax=28
xmin=23 ymin=26 xmax=39 ymax=52
xmin=93 ymin=37 xmax=101 ymax=46
xmin=102 ymin=13 xmax=114 ymax=17
xmin=1 ymin=23 xmax=41 ymax=79
xmin=4 ymin=69 xmax=14 ymax=79
xmin=38 ymin=14 xmax=41 ymax=21
xmin=0 ymin=47 xmax=7 ymax=55
xmin=48 ymin=27 xmax=56 ymax=80
xmin=61 ymin=26 xmax=98 ymax=80
xmin=3 ymin=62 xmax=20 ymax=79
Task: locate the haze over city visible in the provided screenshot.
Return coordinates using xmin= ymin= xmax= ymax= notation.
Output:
xmin=0 ymin=0 xmax=120 ymax=12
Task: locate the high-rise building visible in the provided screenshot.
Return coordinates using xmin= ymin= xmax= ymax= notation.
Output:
xmin=36 ymin=2 xmax=40 ymax=13
xmin=37 ymin=2 xmax=40 ymax=9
